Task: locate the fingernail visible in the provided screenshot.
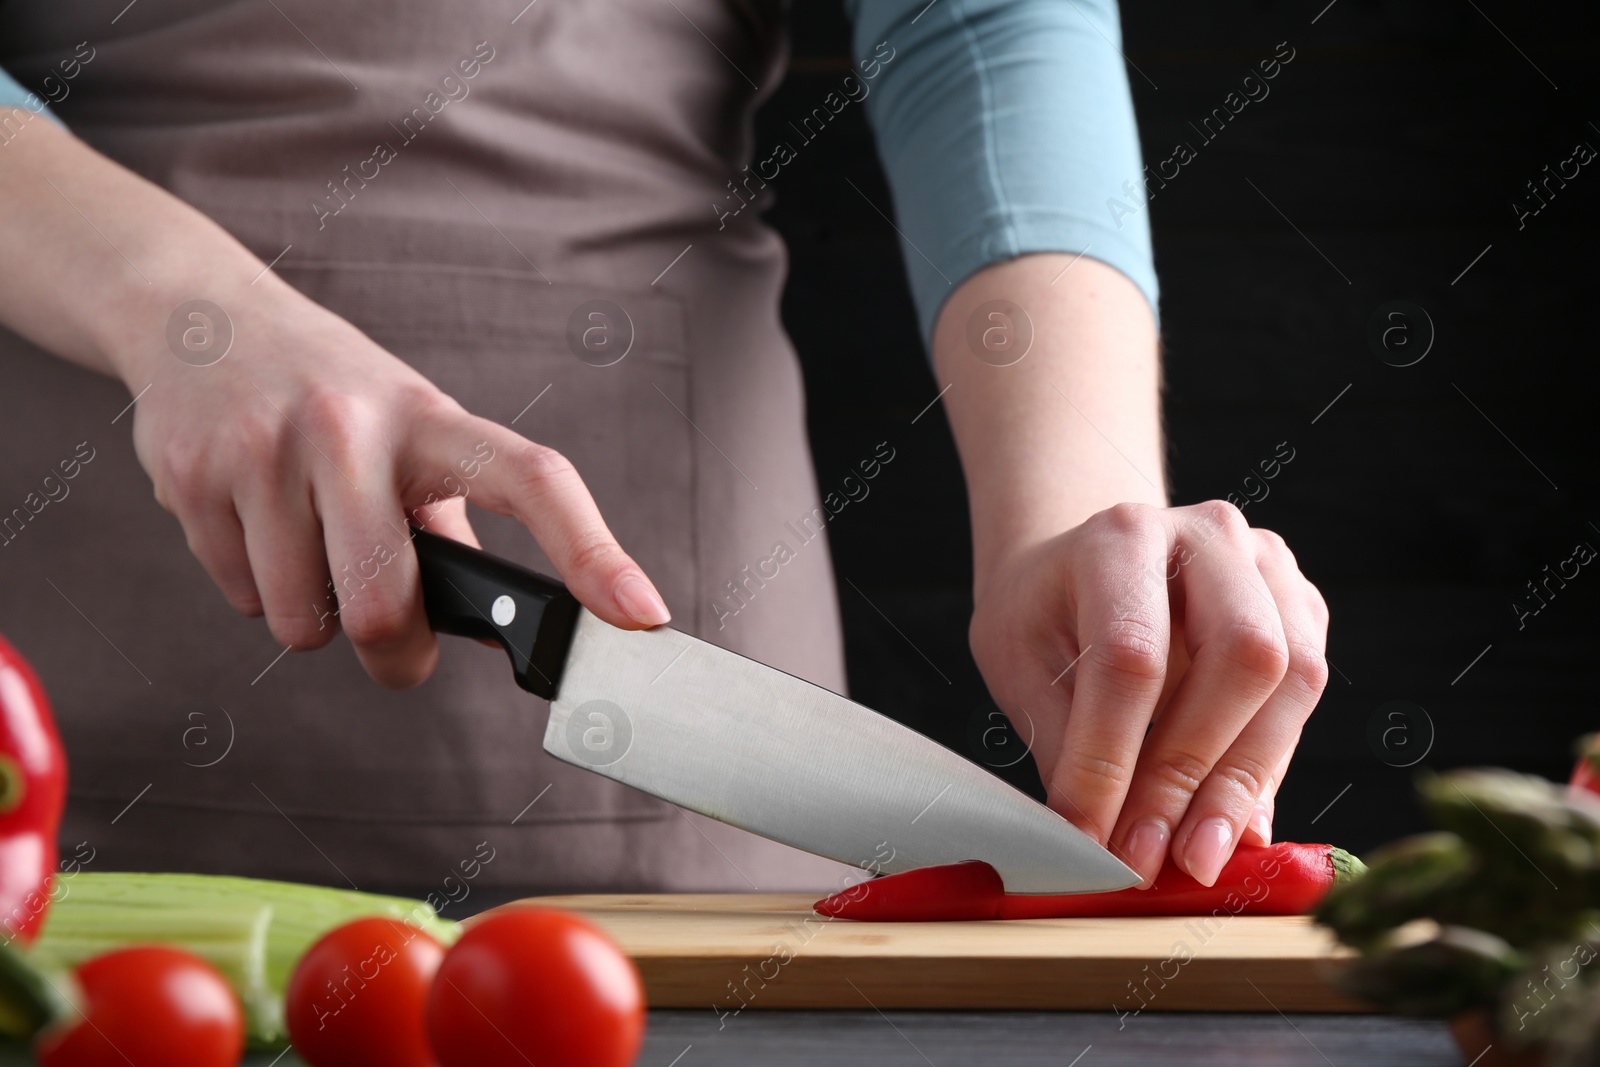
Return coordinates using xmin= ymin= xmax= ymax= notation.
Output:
xmin=1122 ymin=817 xmax=1170 ymax=890
xmin=1246 ymin=803 xmax=1272 ymax=847
xmin=1183 ymin=817 xmax=1234 ymax=888
xmin=615 ymin=576 xmax=671 ymax=626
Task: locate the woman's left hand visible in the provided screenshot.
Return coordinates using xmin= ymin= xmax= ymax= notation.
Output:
xmin=968 ymin=500 xmax=1330 ymax=889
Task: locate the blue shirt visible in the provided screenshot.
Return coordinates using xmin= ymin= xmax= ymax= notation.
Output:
xmin=846 ymin=0 xmax=1158 ymax=342
xmin=0 ymin=0 xmax=1158 ymax=348
xmin=0 ymin=66 xmax=60 ymax=128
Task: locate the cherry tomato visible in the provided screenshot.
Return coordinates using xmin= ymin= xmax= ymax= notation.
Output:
xmin=286 ymin=917 xmax=444 ymax=1067
xmin=34 ymin=945 xmax=244 ymax=1067
xmin=427 ymin=906 xmax=644 ymax=1067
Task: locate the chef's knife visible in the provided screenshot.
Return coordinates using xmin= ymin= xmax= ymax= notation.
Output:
xmin=412 ymin=527 xmax=1138 ymax=894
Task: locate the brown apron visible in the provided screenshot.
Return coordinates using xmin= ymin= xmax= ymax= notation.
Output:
xmin=0 ymin=0 xmax=855 ymax=893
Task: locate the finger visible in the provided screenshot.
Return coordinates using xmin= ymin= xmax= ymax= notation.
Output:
xmin=410 ymin=492 xmax=481 ymax=548
xmin=155 ymin=443 xmax=264 ymax=614
xmin=312 ymin=455 xmax=439 ymax=690
xmin=1110 ymin=502 xmax=1288 ymax=887
xmin=1240 ymin=744 xmax=1296 ymax=847
xmin=1046 ymin=505 xmax=1174 ymax=846
xmin=236 ymin=471 xmax=339 ymax=652
xmin=1241 ymin=790 xmax=1275 ymax=848
xmin=173 ymin=494 xmax=262 ymax=616
xmin=406 ymin=494 xmax=499 ymax=648
xmin=1176 ymin=537 xmax=1328 ymax=866
xmin=425 ymin=417 xmax=671 ymax=630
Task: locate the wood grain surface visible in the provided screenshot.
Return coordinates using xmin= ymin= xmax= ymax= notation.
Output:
xmin=516 ymin=893 xmax=1371 ymax=1013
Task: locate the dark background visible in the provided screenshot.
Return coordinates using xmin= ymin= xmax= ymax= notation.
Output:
xmin=759 ymin=0 xmax=1600 ymax=854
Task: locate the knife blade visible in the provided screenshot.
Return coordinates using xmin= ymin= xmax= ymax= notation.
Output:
xmin=412 ymin=527 xmax=1138 ymax=894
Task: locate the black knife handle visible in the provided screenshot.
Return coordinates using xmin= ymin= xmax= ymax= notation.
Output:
xmin=411 ymin=526 xmax=581 ymax=699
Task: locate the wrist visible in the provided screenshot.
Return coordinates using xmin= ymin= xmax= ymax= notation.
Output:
xmin=94 ymin=257 xmax=307 ymax=390
xmin=970 ymin=483 xmax=1168 ymax=605
xmin=931 ymin=255 xmax=1167 ymax=611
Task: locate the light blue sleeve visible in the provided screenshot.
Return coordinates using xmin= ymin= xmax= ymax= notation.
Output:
xmin=0 ymin=64 xmax=61 ymax=127
xmin=843 ymin=0 xmax=1159 ymax=346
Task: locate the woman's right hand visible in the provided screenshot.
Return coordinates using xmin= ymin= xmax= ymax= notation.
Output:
xmin=0 ymin=119 xmax=669 ymax=689
xmin=128 ymin=281 xmax=671 ymax=688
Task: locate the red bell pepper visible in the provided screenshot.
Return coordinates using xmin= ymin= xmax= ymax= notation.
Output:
xmin=1568 ymin=733 xmax=1600 ymax=801
xmin=814 ymin=843 xmax=1364 ymax=922
xmin=0 ymin=635 xmax=67 ymax=945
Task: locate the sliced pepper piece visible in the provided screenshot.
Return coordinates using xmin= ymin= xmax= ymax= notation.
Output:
xmin=815 ymin=843 xmax=1365 ymax=922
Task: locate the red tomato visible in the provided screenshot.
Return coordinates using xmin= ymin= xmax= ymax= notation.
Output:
xmin=34 ymin=945 xmax=243 ymax=1067
xmin=286 ymin=917 xmax=444 ymax=1067
xmin=427 ymin=906 xmax=644 ymax=1067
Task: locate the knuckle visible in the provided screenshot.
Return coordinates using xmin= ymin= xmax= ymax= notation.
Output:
xmin=1210 ymin=753 xmax=1273 ymax=801
xmin=1099 ymin=501 xmax=1155 ymax=535
xmin=298 ymin=383 xmax=364 ymax=430
xmin=1288 ymin=641 xmax=1331 ymax=697
xmin=1058 ymin=747 xmax=1136 ymax=797
xmin=512 ymin=443 xmax=579 ymax=492
xmin=1092 ymin=619 xmax=1168 ymax=686
xmin=340 ymin=603 xmax=413 ymax=649
xmin=1306 ymin=584 xmax=1331 ymax=629
xmin=1255 ymin=528 xmax=1291 ymax=557
xmin=1216 ymin=618 xmax=1290 ymax=684
xmin=1195 ymin=498 xmax=1248 ymax=537
xmin=565 ymin=533 xmax=627 ymax=577
xmin=297 ymin=386 xmax=374 ymax=464
xmin=159 ymin=441 xmax=211 ymax=509
xmin=1149 ymin=748 xmax=1212 ymax=797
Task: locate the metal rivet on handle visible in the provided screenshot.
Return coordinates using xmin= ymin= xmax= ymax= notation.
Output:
xmin=491 ymin=595 xmax=516 ymax=626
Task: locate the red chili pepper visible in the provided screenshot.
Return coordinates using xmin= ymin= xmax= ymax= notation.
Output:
xmin=814 ymin=843 xmax=1365 ymax=922
xmin=1568 ymin=733 xmax=1600 ymax=801
xmin=815 ymin=860 xmax=1004 ymax=921
xmin=0 ymin=635 xmax=67 ymax=945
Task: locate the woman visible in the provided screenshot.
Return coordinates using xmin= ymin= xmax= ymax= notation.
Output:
xmin=0 ymin=0 xmax=1328 ymax=902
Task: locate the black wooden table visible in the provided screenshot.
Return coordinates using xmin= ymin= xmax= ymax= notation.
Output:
xmin=166 ymin=1011 xmax=1463 ymax=1067
xmin=631 ymin=1012 xmax=1465 ymax=1067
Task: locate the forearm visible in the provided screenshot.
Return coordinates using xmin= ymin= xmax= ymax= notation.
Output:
xmin=0 ymin=117 xmax=293 ymax=386
xmin=932 ymin=254 xmax=1165 ymax=598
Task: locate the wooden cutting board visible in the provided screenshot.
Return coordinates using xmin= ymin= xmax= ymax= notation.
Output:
xmin=518 ymin=893 xmax=1370 ymax=1013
